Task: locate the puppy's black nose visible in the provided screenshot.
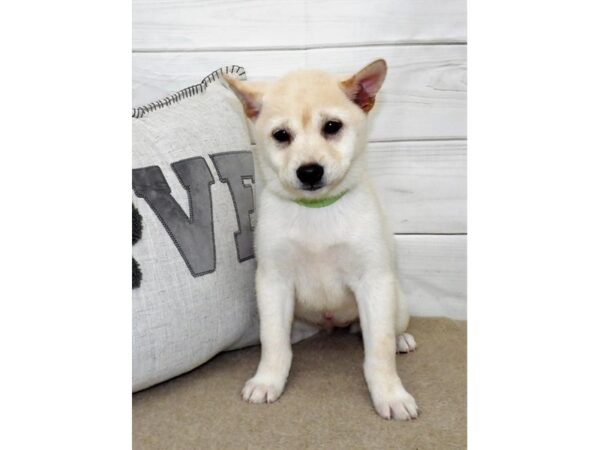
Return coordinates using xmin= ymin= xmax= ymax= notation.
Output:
xmin=296 ymin=163 xmax=324 ymax=186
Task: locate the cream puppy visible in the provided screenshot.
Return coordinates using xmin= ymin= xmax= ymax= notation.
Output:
xmin=225 ymin=59 xmax=419 ymax=420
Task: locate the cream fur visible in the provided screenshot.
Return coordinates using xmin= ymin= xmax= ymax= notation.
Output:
xmin=225 ymin=60 xmax=419 ymax=420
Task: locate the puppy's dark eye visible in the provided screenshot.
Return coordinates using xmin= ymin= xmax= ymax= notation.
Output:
xmin=272 ymin=129 xmax=291 ymax=143
xmin=323 ymin=120 xmax=343 ymax=136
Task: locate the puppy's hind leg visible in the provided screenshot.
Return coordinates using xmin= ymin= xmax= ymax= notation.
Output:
xmin=348 ymin=285 xmax=416 ymax=353
xmin=395 ymin=283 xmax=417 ymax=353
xmin=349 ymin=321 xmax=362 ymax=335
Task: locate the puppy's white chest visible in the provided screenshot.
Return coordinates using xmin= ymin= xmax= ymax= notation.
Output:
xmin=290 ymin=241 xmax=359 ymax=327
xmin=257 ymin=187 xmax=384 ymax=328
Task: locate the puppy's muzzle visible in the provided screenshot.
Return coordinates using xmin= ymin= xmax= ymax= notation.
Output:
xmin=296 ymin=163 xmax=324 ymax=190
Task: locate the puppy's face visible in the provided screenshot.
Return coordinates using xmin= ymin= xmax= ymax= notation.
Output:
xmin=226 ymin=59 xmax=387 ymax=200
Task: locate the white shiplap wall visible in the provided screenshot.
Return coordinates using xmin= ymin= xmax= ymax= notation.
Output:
xmin=133 ymin=0 xmax=467 ymax=319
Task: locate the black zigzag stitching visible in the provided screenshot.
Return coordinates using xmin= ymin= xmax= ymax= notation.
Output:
xmin=131 ymin=65 xmax=246 ymax=119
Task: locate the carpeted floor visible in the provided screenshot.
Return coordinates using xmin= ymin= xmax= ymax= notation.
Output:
xmin=133 ymin=317 xmax=466 ymax=449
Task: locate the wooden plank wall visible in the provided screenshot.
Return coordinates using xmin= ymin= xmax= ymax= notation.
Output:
xmin=133 ymin=0 xmax=467 ymax=319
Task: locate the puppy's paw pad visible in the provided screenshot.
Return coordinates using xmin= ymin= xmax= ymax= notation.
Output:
xmin=396 ymin=333 xmax=417 ymax=353
xmin=241 ymin=378 xmax=283 ymax=404
xmin=374 ymin=390 xmax=419 ymax=421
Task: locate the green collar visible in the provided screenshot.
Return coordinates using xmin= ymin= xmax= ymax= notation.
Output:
xmin=294 ymin=190 xmax=348 ymax=208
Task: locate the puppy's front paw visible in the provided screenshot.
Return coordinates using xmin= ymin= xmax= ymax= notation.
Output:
xmin=396 ymin=332 xmax=417 ymax=353
xmin=241 ymin=376 xmax=285 ymax=404
xmin=372 ymin=386 xmax=419 ymax=420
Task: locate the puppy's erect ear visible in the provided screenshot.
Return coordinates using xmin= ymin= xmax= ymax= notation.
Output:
xmin=340 ymin=59 xmax=387 ymax=113
xmin=223 ymin=75 xmax=264 ymax=121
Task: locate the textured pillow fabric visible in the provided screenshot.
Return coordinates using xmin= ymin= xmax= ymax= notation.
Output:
xmin=132 ymin=66 xmax=261 ymax=391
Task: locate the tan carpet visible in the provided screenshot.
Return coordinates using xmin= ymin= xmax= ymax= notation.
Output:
xmin=133 ymin=317 xmax=466 ymax=450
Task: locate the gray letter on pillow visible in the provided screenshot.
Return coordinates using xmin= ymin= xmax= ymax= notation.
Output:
xmin=132 ymin=157 xmax=216 ymax=277
xmin=210 ymin=151 xmax=255 ymax=261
